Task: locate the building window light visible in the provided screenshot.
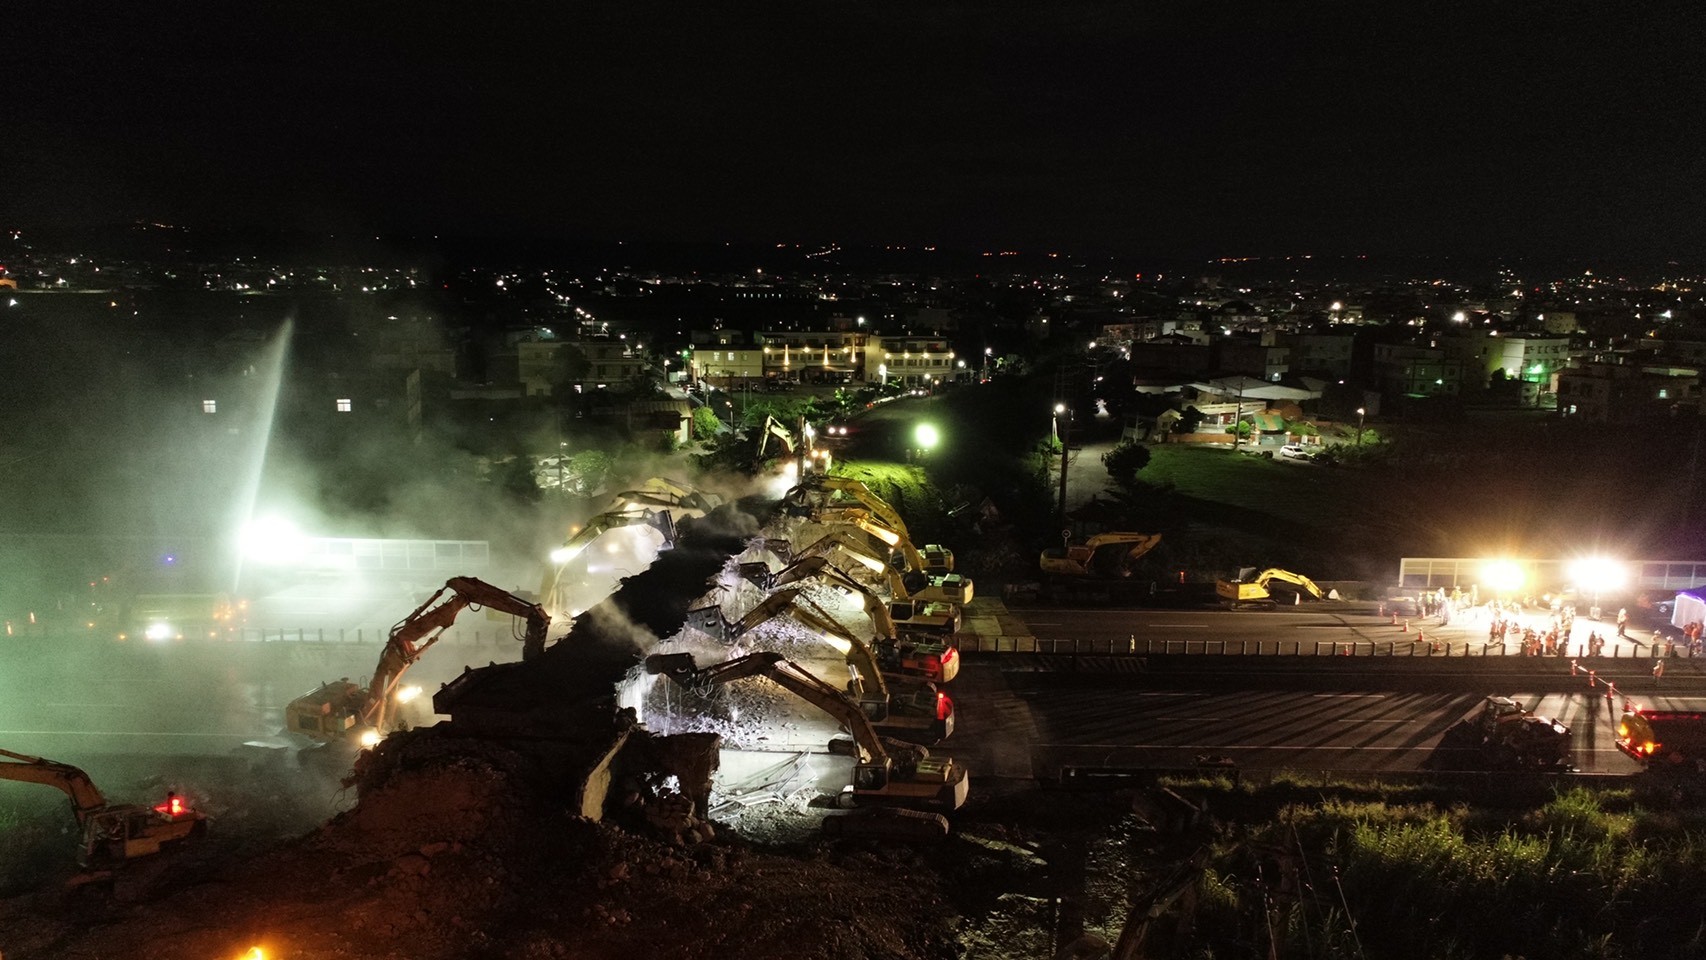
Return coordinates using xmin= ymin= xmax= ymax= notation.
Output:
xmin=202 ymin=400 xmax=217 ymax=414
xmin=336 ymin=398 xmax=353 ymax=413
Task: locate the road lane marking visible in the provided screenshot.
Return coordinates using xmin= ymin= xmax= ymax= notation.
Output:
xmin=1037 ymin=742 xmax=1431 ymax=751
xmin=0 ymin=729 xmax=254 ymax=737
xmin=1151 ymin=624 xmax=1208 ymax=628
xmin=1151 ymin=717 xmax=1233 ymax=721
xmin=1309 ymin=693 xmax=1388 ymax=698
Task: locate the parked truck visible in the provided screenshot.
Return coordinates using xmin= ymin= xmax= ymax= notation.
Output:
xmin=1617 ymin=706 xmax=1706 ymax=772
xmin=1471 ymin=696 xmax=1573 ymax=770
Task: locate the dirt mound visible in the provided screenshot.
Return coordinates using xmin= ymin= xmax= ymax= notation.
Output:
xmin=0 ymin=736 xmax=969 ymax=960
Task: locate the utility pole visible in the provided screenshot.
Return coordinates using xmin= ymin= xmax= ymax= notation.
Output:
xmin=1232 ymin=382 xmax=1244 ymax=452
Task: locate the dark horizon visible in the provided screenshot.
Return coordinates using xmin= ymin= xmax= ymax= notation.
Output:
xmin=10 ymin=2 xmax=1706 ymax=263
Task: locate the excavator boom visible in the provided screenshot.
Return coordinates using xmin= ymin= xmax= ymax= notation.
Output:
xmin=646 ymin=652 xmax=967 ymax=810
xmin=1215 ymin=567 xmax=1326 ymax=608
xmin=0 ymin=748 xmax=109 ymax=817
xmin=286 ymin=577 xmax=550 ymax=744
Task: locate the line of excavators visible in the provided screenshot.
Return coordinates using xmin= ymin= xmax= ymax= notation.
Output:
xmin=4 ymin=475 xmax=976 ymax=867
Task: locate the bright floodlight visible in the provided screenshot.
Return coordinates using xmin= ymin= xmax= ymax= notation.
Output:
xmin=395 ymin=684 xmax=423 ymax=704
xmin=241 ymin=515 xmax=308 ymax=566
xmin=144 ymin=621 xmax=174 ymax=642
xmin=915 ymin=423 xmax=940 ymax=449
xmin=358 ymin=729 xmax=383 ymax=749
xmin=549 ymin=545 xmax=578 ymax=564
xmin=1568 ymin=557 xmax=1627 ymax=591
xmin=1480 ymin=560 xmax=1527 ymax=593
xmin=1054 ymin=403 xmax=1066 ymax=414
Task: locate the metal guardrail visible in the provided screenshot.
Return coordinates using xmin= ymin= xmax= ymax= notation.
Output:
xmin=2 ymin=624 xmax=516 ymax=646
xmin=957 ymin=634 xmax=1698 ymax=659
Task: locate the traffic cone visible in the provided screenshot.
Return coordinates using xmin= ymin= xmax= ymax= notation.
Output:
xmin=1417 ymin=628 xmax=1426 ymax=643
xmin=1390 ymin=612 xmax=1398 ymax=626
xmin=1401 ymin=619 xmax=1409 ymax=633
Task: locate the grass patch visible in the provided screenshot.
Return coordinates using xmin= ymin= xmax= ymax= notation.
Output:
xmin=1144 ymin=778 xmax=1706 ymax=960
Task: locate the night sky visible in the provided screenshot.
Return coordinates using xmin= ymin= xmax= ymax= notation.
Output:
xmin=8 ymin=1 xmax=1706 ymax=259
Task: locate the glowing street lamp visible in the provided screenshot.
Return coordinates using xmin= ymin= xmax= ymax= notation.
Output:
xmin=1355 ymin=407 xmax=1366 ymax=447
xmin=1568 ymin=556 xmax=1627 ymax=611
xmin=915 ymin=423 xmax=940 ymax=451
xmin=1480 ymin=560 xmax=1527 ymax=596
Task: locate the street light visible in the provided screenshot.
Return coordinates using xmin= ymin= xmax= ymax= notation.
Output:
xmin=1053 ymin=404 xmax=1071 ymax=524
xmin=1568 ymin=556 xmax=1627 ymax=614
xmin=1355 ymin=407 xmax=1366 ymax=447
xmin=914 ymin=423 xmax=939 ymax=459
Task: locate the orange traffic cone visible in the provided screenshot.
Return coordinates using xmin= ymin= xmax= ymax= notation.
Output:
xmin=1417 ymin=628 xmax=1426 ymax=643
xmin=1401 ymin=619 xmax=1409 ymax=633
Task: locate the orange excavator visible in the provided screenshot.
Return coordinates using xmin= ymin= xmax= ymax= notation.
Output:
xmin=283 ymin=577 xmax=550 ymax=748
xmin=0 ymin=748 xmax=206 ymax=866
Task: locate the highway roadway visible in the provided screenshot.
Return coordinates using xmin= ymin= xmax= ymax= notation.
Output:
xmin=2 ymin=613 xmax=1693 ymax=806
xmin=1005 ymin=602 xmax=1686 ymax=660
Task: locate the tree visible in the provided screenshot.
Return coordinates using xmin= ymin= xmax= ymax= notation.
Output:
xmin=1101 ymin=441 xmax=1152 ymax=489
xmin=691 ymin=406 xmax=723 ymax=441
xmin=1175 ymin=406 xmax=1206 ymax=435
xmin=494 ymin=454 xmax=542 ymax=505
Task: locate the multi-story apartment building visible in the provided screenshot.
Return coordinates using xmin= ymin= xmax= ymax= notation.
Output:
xmin=517 ymin=337 xmax=649 ymax=396
xmin=1287 ymin=333 xmax=1355 ymax=379
xmin=1216 ymin=335 xmax=1290 ymax=382
xmin=756 ymin=330 xmax=868 ymax=383
xmin=1373 ymin=343 xmax=1467 ymax=397
xmin=865 ymin=336 xmax=956 ymax=386
xmin=1557 ymin=362 xmax=1701 ymax=422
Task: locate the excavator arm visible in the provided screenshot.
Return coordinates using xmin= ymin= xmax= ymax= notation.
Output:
xmin=0 ymin=748 xmax=109 ymax=821
xmin=541 ymin=508 xmax=676 ymax=614
xmin=1259 ymin=568 xmax=1325 ymax=599
xmin=647 ymin=652 xmax=886 ymax=765
xmin=290 ymin=577 xmax=551 ymax=745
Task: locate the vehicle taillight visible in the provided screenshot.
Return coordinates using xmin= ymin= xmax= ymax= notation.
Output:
xmin=937 ymin=691 xmax=951 ymax=720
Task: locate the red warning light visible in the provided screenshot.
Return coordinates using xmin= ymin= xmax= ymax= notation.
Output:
xmin=936 ymin=691 xmax=951 ymax=720
xmin=155 ymin=793 xmax=187 ymax=817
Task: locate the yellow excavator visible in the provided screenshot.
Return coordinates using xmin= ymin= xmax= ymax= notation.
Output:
xmin=602 ymin=476 xmax=723 ymax=517
xmin=790 ymin=527 xmax=974 ymax=607
xmin=283 ymin=577 xmax=551 ymax=748
xmin=645 ymin=651 xmax=969 ymax=812
xmin=765 ymin=557 xmax=960 ymax=680
xmin=1041 ymin=532 xmax=1162 ymax=580
xmin=1215 ymin=567 xmax=1327 ymax=610
xmin=782 ymin=476 xmax=954 ymax=576
xmin=540 ymin=507 xmax=679 ymax=617
xmin=0 ymin=748 xmax=206 ymax=866
xmin=683 ymin=575 xmax=954 ymax=742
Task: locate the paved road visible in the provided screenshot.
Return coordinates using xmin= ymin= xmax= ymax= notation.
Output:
xmin=942 ymin=659 xmax=1668 ymax=782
